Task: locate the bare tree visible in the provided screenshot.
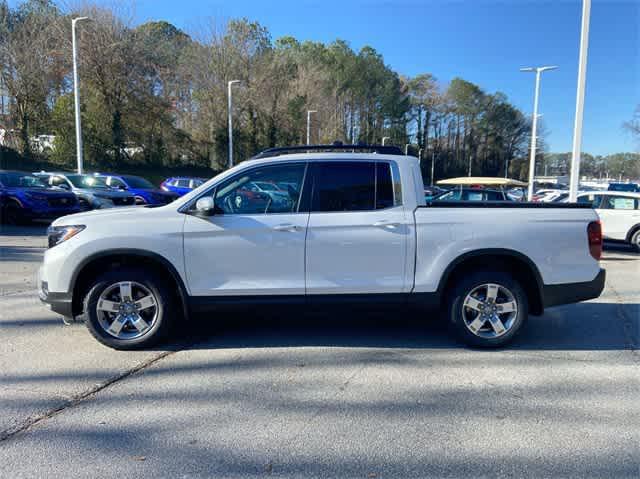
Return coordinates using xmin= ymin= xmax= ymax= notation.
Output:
xmin=0 ymin=0 xmax=64 ymax=154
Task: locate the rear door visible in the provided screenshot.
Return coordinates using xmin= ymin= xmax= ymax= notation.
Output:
xmin=596 ymin=195 xmax=639 ymax=240
xmin=305 ymin=160 xmax=409 ymax=295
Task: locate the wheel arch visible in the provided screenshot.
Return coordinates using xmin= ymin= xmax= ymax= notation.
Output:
xmin=70 ymin=249 xmax=190 ymax=320
xmin=625 ymin=223 xmax=640 ymax=243
xmin=437 ymin=248 xmax=545 ymax=315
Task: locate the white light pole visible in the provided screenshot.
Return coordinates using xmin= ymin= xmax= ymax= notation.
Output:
xmin=430 ymin=151 xmax=435 ymax=187
xmin=306 ymin=110 xmax=317 ymax=145
xmin=227 ymin=80 xmax=241 ymax=169
xmin=521 ymin=65 xmax=557 ymax=200
xmin=569 ymin=0 xmax=591 ymax=202
xmin=382 ymin=136 xmax=390 ymax=146
xmin=72 ymin=16 xmax=89 ymax=174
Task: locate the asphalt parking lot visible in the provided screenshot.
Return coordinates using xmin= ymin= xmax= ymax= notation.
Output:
xmin=0 ymin=224 xmax=638 ymax=478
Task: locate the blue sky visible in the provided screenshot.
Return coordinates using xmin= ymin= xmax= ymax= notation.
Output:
xmin=11 ymin=0 xmax=639 ymax=154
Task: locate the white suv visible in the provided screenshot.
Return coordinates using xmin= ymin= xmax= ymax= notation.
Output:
xmin=575 ymin=191 xmax=640 ymax=252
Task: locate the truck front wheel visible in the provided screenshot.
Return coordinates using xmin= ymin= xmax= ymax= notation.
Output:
xmin=447 ymin=271 xmax=528 ymax=348
xmin=83 ymin=269 xmax=175 ymax=350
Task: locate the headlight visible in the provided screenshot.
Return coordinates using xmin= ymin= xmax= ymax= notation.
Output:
xmin=47 ymin=225 xmax=85 ymax=248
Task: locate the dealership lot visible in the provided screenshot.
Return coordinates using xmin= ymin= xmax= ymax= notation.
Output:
xmin=0 ymin=225 xmax=638 ymax=478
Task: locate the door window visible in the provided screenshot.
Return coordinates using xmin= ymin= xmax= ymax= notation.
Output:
xmin=311 ymin=161 xmax=399 ymax=212
xmin=107 ymin=177 xmax=127 ymax=188
xmin=601 ymin=196 xmax=638 ymax=210
xmin=376 ymin=162 xmax=395 ymax=209
xmin=211 ymin=163 xmax=306 ymax=215
xmin=50 ymin=176 xmax=69 ymax=188
xmin=577 ymin=194 xmax=603 ymax=208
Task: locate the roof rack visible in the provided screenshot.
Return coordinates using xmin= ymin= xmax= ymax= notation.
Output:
xmin=252 ymin=142 xmax=404 ymax=159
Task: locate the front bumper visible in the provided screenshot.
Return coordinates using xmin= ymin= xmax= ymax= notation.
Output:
xmin=38 ymin=268 xmax=74 ymax=318
xmin=542 ymin=268 xmax=606 ymax=309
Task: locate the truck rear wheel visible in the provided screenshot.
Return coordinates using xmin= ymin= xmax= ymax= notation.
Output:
xmin=447 ymin=271 xmax=528 ymax=348
xmin=83 ymin=268 xmax=175 ymax=350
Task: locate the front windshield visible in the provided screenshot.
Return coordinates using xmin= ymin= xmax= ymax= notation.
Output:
xmin=67 ymin=175 xmax=110 ymax=188
xmin=122 ymin=176 xmax=155 ymax=189
xmin=0 ymin=173 xmax=48 ymax=188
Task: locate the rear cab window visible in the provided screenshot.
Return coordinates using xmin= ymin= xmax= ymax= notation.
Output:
xmin=309 ymin=161 xmax=401 ymax=213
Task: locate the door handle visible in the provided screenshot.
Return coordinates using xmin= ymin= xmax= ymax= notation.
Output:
xmin=273 ymin=223 xmax=299 ymax=232
xmin=373 ymin=220 xmax=400 ymax=229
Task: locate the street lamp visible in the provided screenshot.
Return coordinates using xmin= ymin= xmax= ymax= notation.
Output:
xmin=431 ymin=151 xmax=436 ymax=187
xmin=72 ymin=16 xmax=89 ymax=174
xmin=227 ymin=80 xmax=241 ymax=169
xmin=569 ymin=0 xmax=591 ymax=202
xmin=306 ymin=110 xmax=317 ymax=145
xmin=382 ymin=137 xmax=390 ymax=146
xmin=521 ymin=65 xmax=557 ymax=200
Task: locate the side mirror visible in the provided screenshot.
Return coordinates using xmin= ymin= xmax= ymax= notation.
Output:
xmin=194 ymin=196 xmax=215 ymax=216
xmin=58 ymin=183 xmax=70 ymax=190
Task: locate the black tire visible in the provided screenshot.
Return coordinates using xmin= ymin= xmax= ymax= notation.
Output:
xmin=83 ymin=268 xmax=175 ymax=350
xmin=630 ymin=229 xmax=640 ymax=253
xmin=2 ymin=200 xmax=27 ymax=225
xmin=446 ymin=270 xmax=528 ymax=348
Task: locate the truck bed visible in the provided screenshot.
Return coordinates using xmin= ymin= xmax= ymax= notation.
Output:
xmin=421 ymin=201 xmax=593 ymax=209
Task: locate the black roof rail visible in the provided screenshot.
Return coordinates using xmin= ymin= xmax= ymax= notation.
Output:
xmin=252 ymin=142 xmax=404 ymax=159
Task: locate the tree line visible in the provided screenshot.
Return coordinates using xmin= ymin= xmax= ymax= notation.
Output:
xmin=1 ymin=0 xmax=638 ymax=181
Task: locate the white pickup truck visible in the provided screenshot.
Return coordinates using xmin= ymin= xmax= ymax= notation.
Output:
xmin=39 ymin=145 xmax=606 ymax=350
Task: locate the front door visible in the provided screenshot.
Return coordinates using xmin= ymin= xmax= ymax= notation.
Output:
xmin=183 ymin=162 xmax=309 ymax=296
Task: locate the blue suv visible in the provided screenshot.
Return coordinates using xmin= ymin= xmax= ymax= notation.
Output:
xmin=0 ymin=170 xmax=81 ymax=224
xmin=98 ymin=174 xmax=179 ymax=205
xmin=160 ymin=177 xmax=206 ymax=197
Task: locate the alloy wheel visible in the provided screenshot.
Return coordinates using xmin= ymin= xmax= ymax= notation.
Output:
xmin=462 ymin=283 xmax=518 ymax=338
xmin=96 ymin=281 xmax=158 ymax=340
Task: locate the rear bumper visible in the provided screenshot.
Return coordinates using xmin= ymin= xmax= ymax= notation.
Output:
xmin=542 ymin=268 xmax=606 ymax=309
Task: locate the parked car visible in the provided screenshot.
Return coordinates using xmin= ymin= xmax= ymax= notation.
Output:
xmin=607 ymin=182 xmax=639 ymax=193
xmin=97 ymin=174 xmax=179 ymax=205
xmin=533 ymin=189 xmax=569 ymax=202
xmin=0 ymin=170 xmax=81 ymax=224
xmin=34 ymin=172 xmax=136 ymax=210
xmin=435 ymin=177 xmax=527 ymax=202
xmin=506 ymin=188 xmax=525 ymax=202
xmin=39 ymin=144 xmax=605 ymax=350
xmin=572 ymin=191 xmax=640 ymax=252
xmin=160 ymin=177 xmax=206 ymax=196
xmin=424 ymin=186 xmax=446 ymax=201
xmin=434 ymin=187 xmax=509 ymax=202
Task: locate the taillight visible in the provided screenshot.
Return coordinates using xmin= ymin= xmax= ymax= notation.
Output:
xmin=587 ymin=221 xmax=603 ymax=260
